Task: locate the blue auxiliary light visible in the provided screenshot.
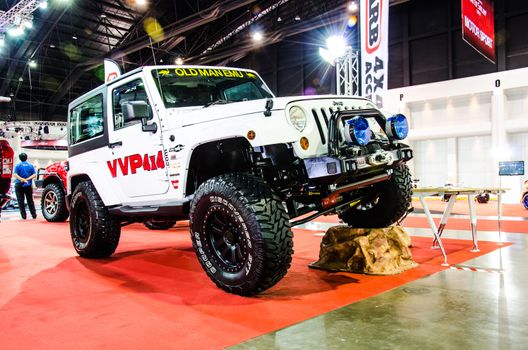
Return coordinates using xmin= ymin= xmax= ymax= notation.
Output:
xmin=344 ymin=116 xmax=372 ymax=146
xmin=385 ymin=114 xmax=409 ymax=140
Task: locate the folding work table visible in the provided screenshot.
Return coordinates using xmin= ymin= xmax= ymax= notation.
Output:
xmin=412 ymin=187 xmax=507 ymax=266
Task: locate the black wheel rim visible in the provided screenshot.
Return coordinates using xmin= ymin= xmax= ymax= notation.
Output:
xmin=204 ymin=205 xmax=248 ymax=272
xmin=74 ymin=200 xmax=90 ymax=243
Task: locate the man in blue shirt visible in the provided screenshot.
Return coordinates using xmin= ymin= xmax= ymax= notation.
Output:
xmin=13 ymin=153 xmax=37 ymax=219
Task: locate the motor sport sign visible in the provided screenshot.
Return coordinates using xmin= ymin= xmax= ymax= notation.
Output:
xmin=462 ymin=0 xmax=495 ymax=63
xmin=360 ymin=0 xmax=388 ymax=108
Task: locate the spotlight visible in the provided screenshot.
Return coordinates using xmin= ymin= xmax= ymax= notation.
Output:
xmin=23 ymin=16 xmax=33 ymax=29
xmin=251 ymin=31 xmax=264 ymax=43
xmin=39 ymin=1 xmax=48 ymax=9
xmin=348 ymin=1 xmax=358 ymax=13
xmin=294 ymin=15 xmax=301 ymax=21
xmin=8 ymin=26 xmax=24 ymax=37
xmin=326 ymin=35 xmax=347 ymax=58
xmin=175 ymin=57 xmax=184 ymax=65
xmin=319 ymin=35 xmax=347 ymax=64
xmin=28 ymin=60 xmax=37 ymax=69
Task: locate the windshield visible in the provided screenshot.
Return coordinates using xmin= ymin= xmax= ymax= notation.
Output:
xmin=151 ymin=68 xmax=274 ymax=108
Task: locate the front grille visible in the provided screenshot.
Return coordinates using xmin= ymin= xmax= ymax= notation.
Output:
xmin=311 ymin=107 xmax=355 ymax=145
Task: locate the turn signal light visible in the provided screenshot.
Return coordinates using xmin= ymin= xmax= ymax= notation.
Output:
xmin=300 ymin=137 xmax=309 ymax=150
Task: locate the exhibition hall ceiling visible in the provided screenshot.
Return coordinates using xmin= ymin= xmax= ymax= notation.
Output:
xmin=0 ymin=0 xmax=359 ymax=119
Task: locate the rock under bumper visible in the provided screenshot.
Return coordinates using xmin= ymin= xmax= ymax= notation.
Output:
xmin=310 ymin=225 xmax=418 ymax=275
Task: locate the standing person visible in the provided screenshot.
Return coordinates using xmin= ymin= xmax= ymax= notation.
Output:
xmin=13 ymin=153 xmax=37 ymax=220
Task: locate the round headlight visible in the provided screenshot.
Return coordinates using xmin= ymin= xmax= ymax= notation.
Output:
xmin=344 ymin=116 xmax=371 ymax=146
xmin=289 ymin=106 xmax=307 ymax=131
xmin=385 ymin=114 xmax=409 ymax=140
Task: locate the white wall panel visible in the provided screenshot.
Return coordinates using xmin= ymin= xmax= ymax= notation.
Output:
xmin=412 ymin=139 xmax=449 ymax=187
xmin=505 ymin=87 xmax=528 ymax=121
xmin=457 ymin=136 xmax=494 ymax=187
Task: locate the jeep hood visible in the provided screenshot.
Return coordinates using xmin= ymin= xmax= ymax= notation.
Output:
xmin=171 ymin=95 xmax=374 ymax=127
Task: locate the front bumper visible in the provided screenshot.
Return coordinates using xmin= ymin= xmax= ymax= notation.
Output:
xmin=303 ymin=147 xmax=413 ymax=183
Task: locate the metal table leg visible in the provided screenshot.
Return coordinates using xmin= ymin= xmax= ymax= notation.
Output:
xmin=497 ymin=191 xmax=503 ymax=245
xmin=419 ymin=195 xmax=449 ymax=266
xmin=468 ymin=194 xmax=479 ymax=252
xmin=433 ymin=194 xmax=457 ymax=248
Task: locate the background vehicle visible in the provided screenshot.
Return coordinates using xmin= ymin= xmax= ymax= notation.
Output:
xmin=36 ymin=161 xmax=70 ymax=222
xmin=66 ymin=65 xmax=413 ymax=295
xmin=522 ymin=180 xmax=528 ymax=210
xmin=0 ymin=140 xmax=15 ymax=210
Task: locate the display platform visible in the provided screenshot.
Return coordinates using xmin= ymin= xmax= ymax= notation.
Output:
xmin=0 ymin=219 xmax=507 ymax=349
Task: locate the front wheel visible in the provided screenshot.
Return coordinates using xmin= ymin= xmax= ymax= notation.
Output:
xmin=339 ymin=165 xmax=413 ymax=228
xmin=190 ymin=173 xmax=293 ymax=296
xmin=41 ymin=182 xmax=69 ymax=222
xmin=69 ymin=181 xmax=121 ymax=258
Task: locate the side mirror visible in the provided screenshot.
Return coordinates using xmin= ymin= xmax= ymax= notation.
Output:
xmin=122 ymin=100 xmax=151 ymax=123
xmin=122 ymin=100 xmax=157 ymax=133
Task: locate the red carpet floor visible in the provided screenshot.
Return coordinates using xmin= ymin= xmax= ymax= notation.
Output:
xmin=0 ymin=220 xmax=507 ymax=349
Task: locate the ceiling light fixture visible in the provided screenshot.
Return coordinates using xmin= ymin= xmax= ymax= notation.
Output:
xmin=39 ymin=1 xmax=48 ymax=9
xmin=8 ymin=26 xmax=24 ymax=37
xmin=294 ymin=15 xmax=301 ymax=21
xmin=23 ymin=16 xmax=33 ymax=29
xmin=175 ymin=57 xmax=184 ymax=65
xmin=28 ymin=60 xmax=37 ymax=68
xmin=251 ymin=31 xmax=264 ymax=42
xmin=348 ymin=1 xmax=358 ymax=13
xmin=72 ymin=35 xmax=77 ymax=40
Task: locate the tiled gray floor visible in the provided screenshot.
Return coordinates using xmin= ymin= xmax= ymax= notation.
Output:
xmin=230 ymin=225 xmax=528 ymax=350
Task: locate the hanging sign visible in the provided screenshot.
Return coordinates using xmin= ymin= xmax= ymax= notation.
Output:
xmin=104 ymin=59 xmax=122 ymax=83
xmin=462 ymin=0 xmax=495 ymax=63
xmin=360 ymin=0 xmax=389 ymax=108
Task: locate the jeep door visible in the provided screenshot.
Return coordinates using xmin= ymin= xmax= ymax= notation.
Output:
xmin=107 ymin=76 xmax=169 ymax=198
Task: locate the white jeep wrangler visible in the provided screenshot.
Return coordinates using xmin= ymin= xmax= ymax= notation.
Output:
xmin=66 ymin=65 xmax=413 ymax=295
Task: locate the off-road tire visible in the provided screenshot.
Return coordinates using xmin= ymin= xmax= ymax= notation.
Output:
xmin=339 ymin=165 xmax=412 ymax=228
xmin=69 ymin=181 xmax=121 ymax=258
xmin=144 ymin=220 xmax=176 ymax=230
xmin=190 ymin=173 xmax=293 ymax=296
xmin=41 ymin=182 xmax=69 ymax=222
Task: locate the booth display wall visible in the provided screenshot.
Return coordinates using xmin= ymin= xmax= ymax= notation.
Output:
xmin=387 ymin=67 xmax=528 ymax=204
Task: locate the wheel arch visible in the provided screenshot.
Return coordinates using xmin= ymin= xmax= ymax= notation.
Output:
xmin=43 ymin=175 xmax=65 ymax=190
xmin=184 ymin=137 xmax=253 ymax=196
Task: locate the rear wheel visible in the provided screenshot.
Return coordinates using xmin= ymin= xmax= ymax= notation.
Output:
xmin=190 ymin=173 xmax=293 ymax=296
xmin=41 ymin=182 xmax=69 ymax=222
xmin=339 ymin=165 xmax=412 ymax=228
xmin=523 ymin=193 xmax=528 ymax=210
xmin=70 ymin=181 xmax=121 ymax=258
xmin=144 ymin=220 xmax=176 ymax=230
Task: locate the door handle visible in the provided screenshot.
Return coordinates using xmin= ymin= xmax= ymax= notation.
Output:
xmin=108 ymin=141 xmax=123 ymax=149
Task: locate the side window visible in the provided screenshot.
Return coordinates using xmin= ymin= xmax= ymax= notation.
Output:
xmin=69 ymin=94 xmax=104 ymax=145
xmin=224 ymin=82 xmax=263 ymax=101
xmin=113 ymin=79 xmax=149 ymax=129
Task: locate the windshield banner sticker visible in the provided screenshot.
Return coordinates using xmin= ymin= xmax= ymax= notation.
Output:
xmin=158 ymin=68 xmax=255 ymax=79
